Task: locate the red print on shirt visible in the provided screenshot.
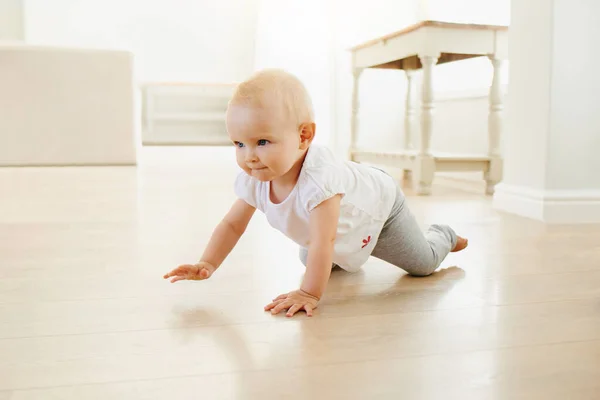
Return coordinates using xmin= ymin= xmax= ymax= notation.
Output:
xmin=361 ymin=235 xmax=371 ymax=248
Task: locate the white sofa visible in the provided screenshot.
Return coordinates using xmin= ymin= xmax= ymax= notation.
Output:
xmin=0 ymin=43 xmax=137 ymax=166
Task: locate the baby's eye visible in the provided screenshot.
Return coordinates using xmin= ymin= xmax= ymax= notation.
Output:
xmin=234 ymin=142 xmax=244 ymax=148
xmin=257 ymin=139 xmax=269 ymax=146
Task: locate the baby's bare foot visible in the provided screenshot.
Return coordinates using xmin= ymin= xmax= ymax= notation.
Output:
xmin=452 ymin=236 xmax=468 ymax=252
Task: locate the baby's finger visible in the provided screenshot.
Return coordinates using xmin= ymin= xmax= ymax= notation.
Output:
xmin=304 ymin=304 xmax=314 ymax=317
xmin=286 ymin=304 xmax=302 ymax=318
xmin=164 ymin=266 xmax=186 ymax=279
xmin=170 ymin=276 xmax=187 ymax=283
xmin=163 ymin=270 xmax=177 ymax=279
xmin=264 ymin=299 xmax=284 ymax=311
xmin=271 ymin=301 xmax=291 ymax=315
xmin=272 ymin=293 xmax=288 ymax=302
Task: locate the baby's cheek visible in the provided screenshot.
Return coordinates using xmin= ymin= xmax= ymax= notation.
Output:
xmin=275 ymin=159 xmax=289 ymax=174
xmin=263 ymin=154 xmax=276 ymax=170
xmin=236 ymin=158 xmax=250 ymax=175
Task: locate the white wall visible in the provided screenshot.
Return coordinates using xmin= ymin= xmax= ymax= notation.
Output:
xmin=0 ymin=0 xmax=24 ymax=41
xmin=546 ymin=0 xmax=600 ymax=191
xmin=23 ymin=0 xmax=259 ymax=83
xmin=421 ymin=0 xmax=510 ymax=25
xmin=500 ymin=0 xmax=553 ymax=192
xmin=253 ymin=0 xmax=334 ymax=146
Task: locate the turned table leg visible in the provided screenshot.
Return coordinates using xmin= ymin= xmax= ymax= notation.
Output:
xmin=404 ymin=69 xmax=416 ymax=151
xmin=349 ymin=67 xmax=364 ymax=161
xmin=486 ymin=56 xmax=504 ymax=195
xmin=415 ymin=54 xmax=438 ymax=195
xmin=403 ymin=69 xmax=416 ymax=180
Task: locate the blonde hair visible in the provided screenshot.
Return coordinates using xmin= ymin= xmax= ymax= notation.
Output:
xmin=229 ymin=69 xmax=314 ymax=129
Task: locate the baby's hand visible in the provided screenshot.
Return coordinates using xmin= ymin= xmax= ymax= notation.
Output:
xmin=163 ymin=261 xmax=215 ymax=283
xmin=264 ymin=289 xmax=319 ymax=317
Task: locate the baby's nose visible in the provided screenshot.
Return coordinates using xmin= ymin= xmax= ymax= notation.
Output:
xmin=245 ymin=152 xmax=258 ymax=162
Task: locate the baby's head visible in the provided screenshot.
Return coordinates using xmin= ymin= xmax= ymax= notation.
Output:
xmin=226 ymin=69 xmax=315 ymax=182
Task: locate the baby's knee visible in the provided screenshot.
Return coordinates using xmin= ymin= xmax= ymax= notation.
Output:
xmin=409 ymin=270 xmax=434 ymax=277
xmin=404 ymin=262 xmax=437 ymax=277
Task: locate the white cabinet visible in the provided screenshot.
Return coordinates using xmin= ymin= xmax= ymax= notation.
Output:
xmin=0 ymin=44 xmax=136 ymax=166
xmin=141 ymin=83 xmax=236 ymax=146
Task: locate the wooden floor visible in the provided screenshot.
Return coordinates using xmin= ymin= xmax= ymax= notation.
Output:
xmin=1 ymin=146 xmax=599 ymax=400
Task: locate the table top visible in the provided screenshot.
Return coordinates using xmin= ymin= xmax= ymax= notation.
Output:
xmin=350 ymin=20 xmax=508 ymax=51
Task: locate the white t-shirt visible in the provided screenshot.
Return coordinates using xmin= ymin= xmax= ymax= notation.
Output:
xmin=234 ymin=145 xmax=397 ymax=272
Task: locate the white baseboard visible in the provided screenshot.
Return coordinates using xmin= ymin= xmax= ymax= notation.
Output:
xmin=493 ymin=184 xmax=600 ymax=224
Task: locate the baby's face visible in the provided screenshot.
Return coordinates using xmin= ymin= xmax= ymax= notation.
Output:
xmin=226 ymin=105 xmax=303 ymax=182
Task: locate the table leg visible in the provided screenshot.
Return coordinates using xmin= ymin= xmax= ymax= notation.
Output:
xmin=486 ymin=56 xmax=504 ymax=195
xmin=403 ymin=69 xmax=416 ymax=180
xmin=415 ymin=55 xmax=438 ymax=195
xmin=349 ymin=67 xmax=364 ymax=160
xmin=404 ymin=69 xmax=416 ymax=151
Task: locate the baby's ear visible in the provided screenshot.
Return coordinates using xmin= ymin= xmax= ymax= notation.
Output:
xmin=299 ymin=122 xmax=316 ymax=149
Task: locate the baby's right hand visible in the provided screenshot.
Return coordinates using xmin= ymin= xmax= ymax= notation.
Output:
xmin=163 ymin=261 xmax=216 ymax=283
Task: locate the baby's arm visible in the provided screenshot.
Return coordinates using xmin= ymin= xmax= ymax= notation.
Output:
xmin=200 ymin=198 xmax=256 ymax=269
xmin=265 ymin=194 xmax=342 ymax=317
xmin=164 ymin=199 xmax=256 ymax=282
xmin=301 ymin=194 xmax=342 ymax=298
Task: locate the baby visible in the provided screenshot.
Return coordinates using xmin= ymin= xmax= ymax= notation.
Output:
xmin=163 ymin=69 xmax=468 ymax=317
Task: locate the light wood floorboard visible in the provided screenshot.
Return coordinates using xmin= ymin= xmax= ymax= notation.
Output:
xmin=1 ymin=147 xmax=599 ymax=399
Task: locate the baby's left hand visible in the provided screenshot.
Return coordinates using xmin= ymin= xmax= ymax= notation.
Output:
xmin=264 ymin=289 xmax=319 ymax=317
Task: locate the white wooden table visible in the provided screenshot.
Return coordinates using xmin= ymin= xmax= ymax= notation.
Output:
xmin=349 ymin=20 xmax=508 ymax=195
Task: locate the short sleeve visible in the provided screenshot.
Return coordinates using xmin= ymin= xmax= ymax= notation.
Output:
xmin=303 ymin=167 xmax=345 ymax=212
xmin=234 ymin=172 xmax=261 ymax=210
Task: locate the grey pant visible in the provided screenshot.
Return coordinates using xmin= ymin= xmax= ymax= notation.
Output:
xmin=299 ymin=186 xmax=457 ymax=276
